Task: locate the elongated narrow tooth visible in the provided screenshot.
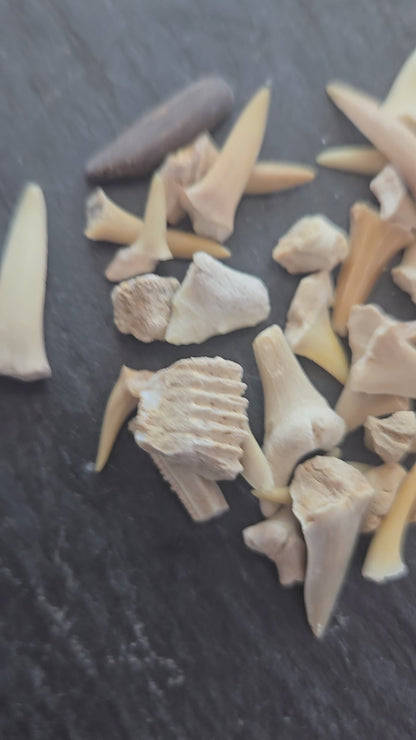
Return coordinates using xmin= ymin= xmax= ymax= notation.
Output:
xmin=95 ymin=366 xmax=153 ymax=472
xmin=181 ymin=87 xmax=271 ymax=241
xmin=251 ymin=486 xmax=291 ymax=505
xmin=392 ymin=242 xmax=416 ymax=302
xmin=240 ymin=426 xmax=274 ymax=492
xmin=285 ymin=271 xmax=349 ymax=383
xmin=316 ymin=145 xmax=386 ymax=175
xmin=370 ymin=165 xmax=416 ymax=228
xmin=150 ymin=452 xmax=229 ymax=522
xmin=243 ymin=507 xmax=306 ymax=586
xmin=85 ymin=188 xmax=230 ymax=259
xmin=326 ymin=81 xmax=416 ymax=200
xmin=362 ymin=462 xmax=416 ymax=582
xmin=86 ymin=77 xmax=234 ymax=182
xmin=0 ymin=183 xmax=51 ymax=381
xmin=383 ymin=47 xmax=416 ymax=125
xmin=244 ymin=161 xmax=316 ymax=194
xmin=332 ymin=202 xmax=411 ymax=336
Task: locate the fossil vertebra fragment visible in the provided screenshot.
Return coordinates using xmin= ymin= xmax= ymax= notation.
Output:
xmin=112 ymin=274 xmax=179 ymax=342
xmin=364 ymin=411 xmax=416 ymax=463
xmin=243 ymin=507 xmax=306 ymax=587
xmin=291 ymin=456 xmax=374 ymax=637
xmin=273 ymin=215 xmax=348 ymax=274
xmin=86 ymin=77 xmax=234 ymax=181
xmin=181 ymin=87 xmax=270 ymax=241
xmin=165 ymin=252 xmax=270 ymax=345
xmin=284 ymin=271 xmax=348 ymax=383
xmin=0 ymin=183 xmax=51 ymax=381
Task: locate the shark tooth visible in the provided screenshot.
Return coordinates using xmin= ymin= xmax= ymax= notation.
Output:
xmin=243 ymin=507 xmax=306 ymax=587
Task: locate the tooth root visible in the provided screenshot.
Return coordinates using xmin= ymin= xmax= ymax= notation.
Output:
xmin=243 ymin=507 xmax=306 ymax=587
xmin=362 ymin=462 xmax=416 ymax=582
xmin=316 ymin=145 xmax=386 ymax=175
xmin=245 ymin=161 xmax=316 ymax=194
xmin=150 ymin=451 xmax=229 ymax=522
xmin=95 ymin=366 xmax=153 ymax=472
xmin=0 ymin=183 xmax=51 ymax=381
xmin=182 ymin=87 xmax=271 ymax=241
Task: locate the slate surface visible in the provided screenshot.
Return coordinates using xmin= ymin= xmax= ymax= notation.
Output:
xmin=1 ymin=1 xmax=416 ymax=738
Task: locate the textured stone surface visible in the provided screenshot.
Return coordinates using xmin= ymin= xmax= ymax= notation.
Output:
xmin=1 ymin=1 xmax=416 ymax=738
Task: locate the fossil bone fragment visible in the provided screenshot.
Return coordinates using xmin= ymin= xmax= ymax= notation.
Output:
xmin=370 ymin=165 xmax=416 ymax=228
xmin=332 ymin=202 xmax=411 ymax=336
xmin=243 ymin=507 xmax=306 ymax=586
xmin=130 ymin=356 xmax=250 ymax=520
xmin=0 ymin=183 xmax=51 ymax=381
xmin=284 ymin=271 xmax=348 ymax=383
xmin=316 ymin=145 xmax=387 ymax=176
xmin=253 ymin=325 xmax=346 ymax=491
xmin=272 ymin=215 xmax=348 ymax=274
xmin=165 ymin=252 xmax=270 ymax=345
xmin=361 ymin=463 xmax=408 ymax=533
xmin=105 ymin=174 xmax=172 ymax=281
xmin=364 ymin=411 xmax=416 ymax=463
xmin=291 ymin=456 xmax=374 ymax=637
xmin=362 ymin=462 xmax=416 ymax=582
xmin=326 ymin=82 xmax=416 ymax=201
xmin=86 ymin=77 xmax=234 ymax=181
xmin=95 ymin=366 xmax=154 ymax=472
xmin=392 ymin=242 xmax=416 ymax=302
xmin=85 ymin=188 xmax=230 ymax=259
xmin=335 ymin=305 xmax=409 ymax=430
xmin=111 ymin=274 xmax=179 ymax=342
xmin=181 ymin=87 xmax=270 ymax=241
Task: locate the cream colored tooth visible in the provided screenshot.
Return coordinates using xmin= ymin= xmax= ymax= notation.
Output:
xmin=392 ymin=242 xmax=416 ymax=302
xmin=273 ymin=215 xmax=348 ymax=274
xmin=95 ymin=366 xmax=154 ymax=472
xmin=364 ymin=411 xmax=416 ymax=463
xmin=326 ymin=81 xmax=416 ymax=200
xmin=253 ymin=325 xmax=345 ymax=488
xmin=251 ymin=486 xmax=291 ymax=505
xmin=105 ymin=174 xmax=172 ymax=282
xmin=350 ymin=321 xmax=416 ymax=398
xmin=382 ymin=47 xmax=416 ymax=125
xmin=362 ymin=462 xmax=416 ymax=582
xmin=370 ymin=165 xmax=416 ymax=228
xmin=291 ymin=456 xmax=374 ymax=637
xmin=284 ymin=271 xmax=349 ymax=383
xmin=85 ymin=188 xmax=231 ymax=259
xmin=332 ymin=202 xmax=411 ymax=336
xmin=245 ymin=161 xmax=316 ymax=194
xmin=335 ymin=304 xmax=410 ymax=431
xmin=243 ymin=507 xmax=306 ymax=587
xmin=131 ymin=356 xmax=249 ymax=487
xmin=316 ymin=145 xmax=386 ymax=175
xmin=0 ymin=183 xmax=51 ymax=381
xmin=181 ymin=87 xmax=271 ymax=241
xmin=165 ymin=252 xmax=270 ymax=345
xmin=240 ymin=425 xmax=275 ymax=492
xmin=150 ymin=451 xmax=229 ymax=522
xmin=360 ymin=463 xmax=408 ymax=533
xmin=111 ymin=274 xmax=180 ymax=343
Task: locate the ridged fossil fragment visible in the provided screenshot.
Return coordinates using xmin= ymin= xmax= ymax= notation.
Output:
xmin=112 ymin=274 xmax=180 ymax=342
xmin=273 ymin=215 xmax=348 ymax=274
xmin=243 ymin=507 xmax=306 ymax=587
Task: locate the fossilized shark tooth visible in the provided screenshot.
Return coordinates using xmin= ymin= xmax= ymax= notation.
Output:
xmin=364 ymin=411 xmax=416 ymax=464
xmin=291 ymin=456 xmax=374 ymax=637
xmin=273 ymin=215 xmax=348 ymax=274
xmin=112 ymin=274 xmax=180 ymax=343
xmin=243 ymin=507 xmax=306 ymax=587
xmin=316 ymin=145 xmax=387 ymax=176
xmin=165 ymin=252 xmax=270 ymax=345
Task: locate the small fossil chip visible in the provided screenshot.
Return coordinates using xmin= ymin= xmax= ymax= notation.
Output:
xmin=112 ymin=274 xmax=180 ymax=343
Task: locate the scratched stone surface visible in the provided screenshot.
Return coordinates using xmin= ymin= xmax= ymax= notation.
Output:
xmin=1 ymin=1 xmax=416 ymax=738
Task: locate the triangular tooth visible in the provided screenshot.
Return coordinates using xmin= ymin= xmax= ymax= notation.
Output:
xmin=360 ymin=463 xmax=408 ymax=533
xmin=350 ymin=321 xmax=416 ymax=397
xmin=245 ymin=161 xmax=316 ymax=194
xmin=141 ymin=173 xmax=172 ymax=260
xmin=382 ymin=47 xmax=416 ymax=124
xmin=243 ymin=507 xmax=306 ymax=586
xmin=241 ymin=426 xmax=274 ymax=492
xmin=316 ymin=145 xmax=386 ymax=175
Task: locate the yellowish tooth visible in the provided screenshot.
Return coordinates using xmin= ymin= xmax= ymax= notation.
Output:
xmin=316 ymin=145 xmax=386 ymax=176
xmin=245 ymin=161 xmax=316 ymax=194
xmin=251 ymin=486 xmax=291 ymax=505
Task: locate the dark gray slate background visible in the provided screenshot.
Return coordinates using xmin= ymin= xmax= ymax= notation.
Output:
xmin=1 ymin=1 xmax=416 ymax=738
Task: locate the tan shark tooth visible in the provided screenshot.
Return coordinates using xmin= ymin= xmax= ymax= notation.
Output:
xmin=392 ymin=242 xmax=416 ymax=302
xmin=370 ymin=165 xmax=416 ymax=228
xmin=291 ymin=456 xmax=374 ymax=637
xmin=253 ymin=325 xmax=345 ymax=489
xmin=273 ymin=215 xmax=348 ymax=274
xmin=165 ymin=252 xmax=270 ymax=345
xmin=316 ymin=145 xmax=387 ymax=175
xmin=332 ymin=202 xmax=411 ymax=336
xmin=149 ymin=452 xmax=229 ymax=522
xmin=105 ymin=174 xmax=172 ymax=282
xmin=0 ymin=183 xmax=51 ymax=381
xmin=326 ymin=81 xmax=416 ymax=200
xmin=284 ymin=271 xmax=348 ymax=383
xmin=245 ymin=161 xmax=316 ymax=194
xmin=243 ymin=507 xmax=306 ymax=587
xmin=240 ymin=425 xmax=275 ymax=492
xmin=131 ymin=356 xmax=249 ymax=486
xmin=85 ymin=188 xmax=230 ymax=258
xmin=360 ymin=463 xmax=408 ymax=533
xmin=250 ymin=486 xmax=291 ymax=506
xmin=382 ymin=47 xmax=416 ymax=126
xmin=362 ymin=462 xmax=416 ymax=582
xmin=350 ymin=321 xmax=416 ymax=398
xmin=95 ymin=366 xmax=154 ymax=472
xmin=111 ymin=274 xmax=180 ymax=343
xmin=364 ymin=411 xmax=416 ymax=464
xmin=335 ymin=304 xmax=410 ymax=431
xmin=181 ymin=87 xmax=270 ymax=241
